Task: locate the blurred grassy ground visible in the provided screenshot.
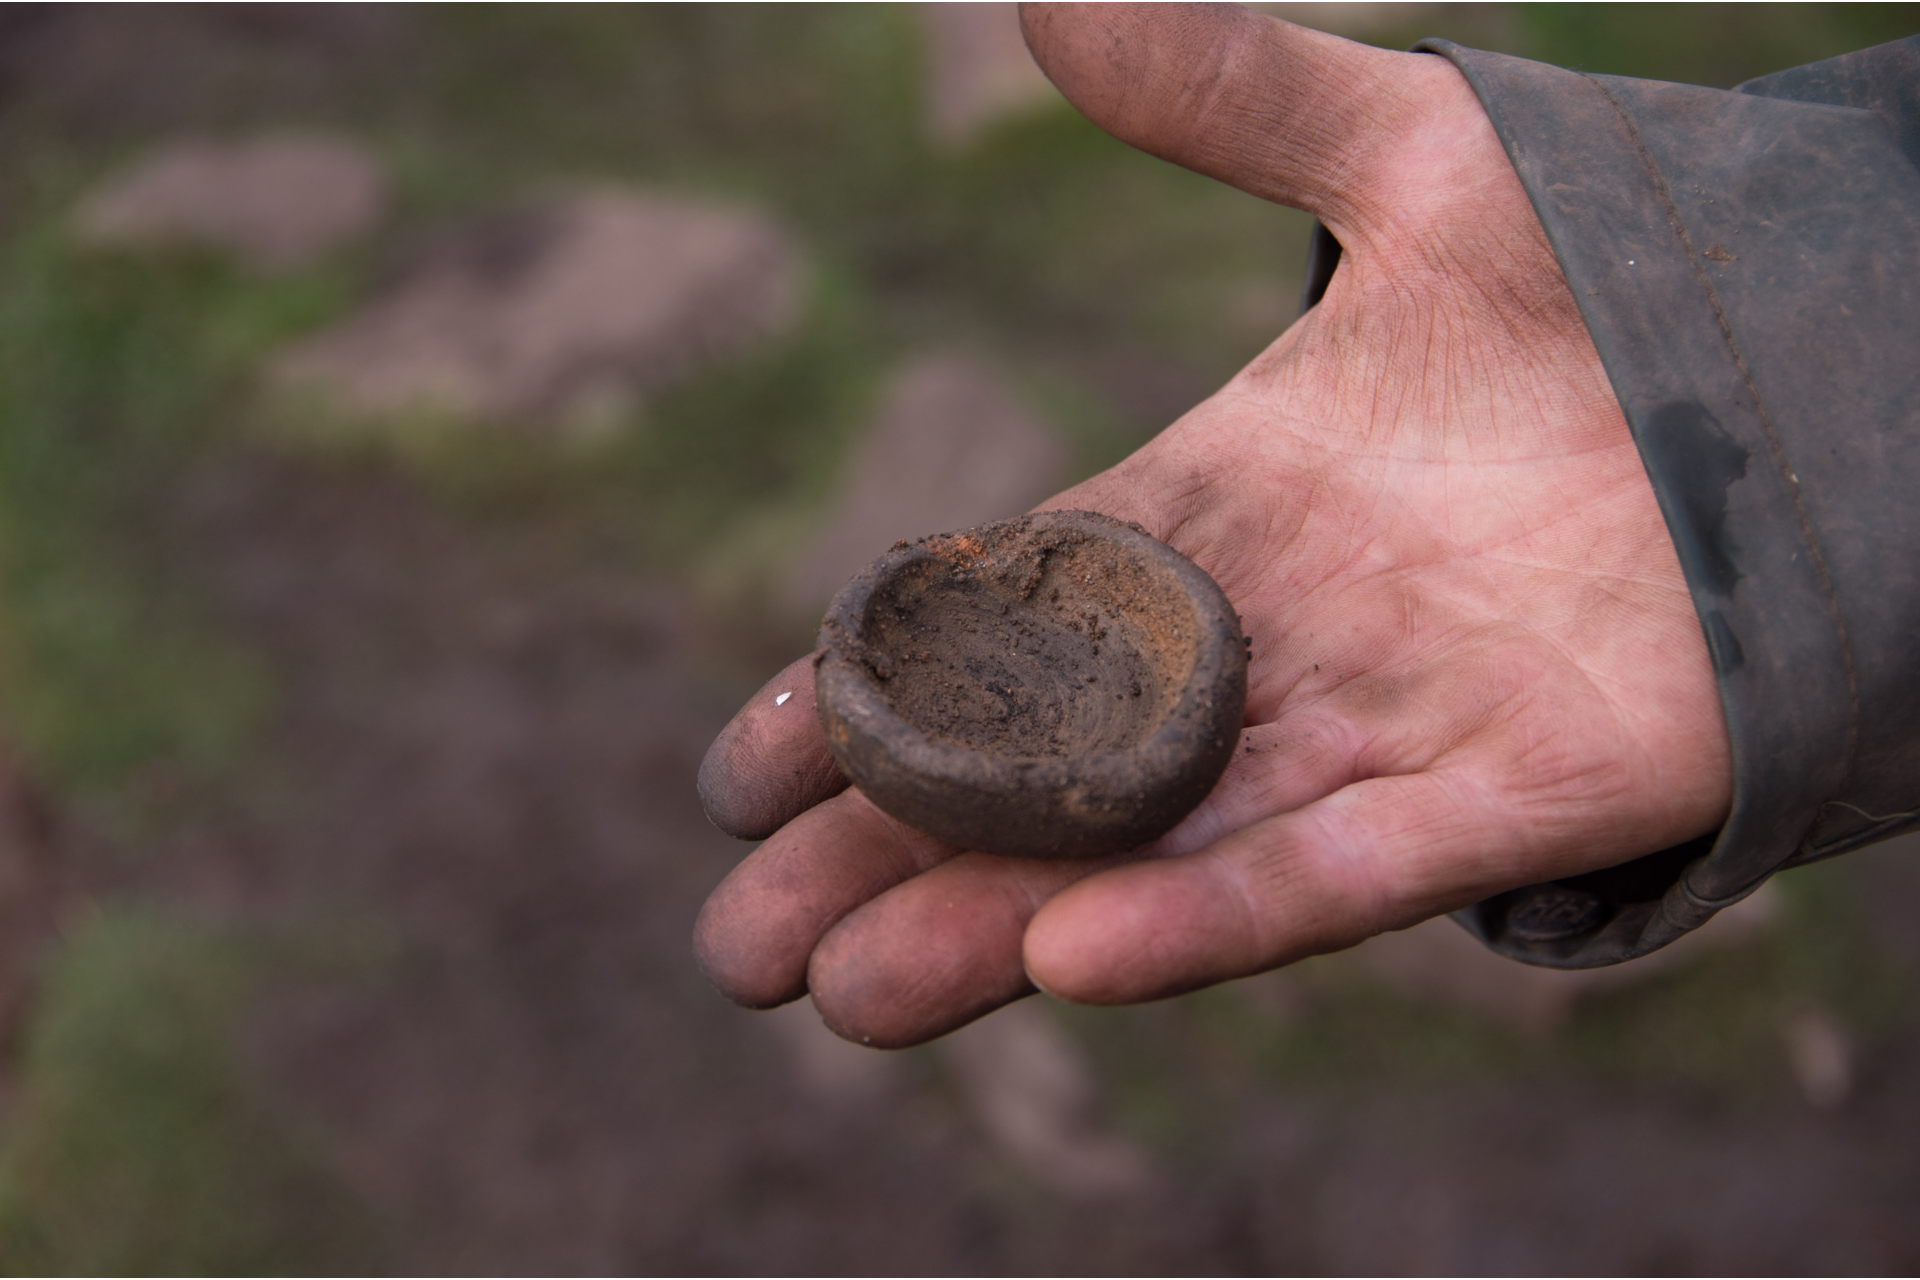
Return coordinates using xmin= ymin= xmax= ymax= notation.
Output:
xmin=0 ymin=4 xmax=1914 ymax=1272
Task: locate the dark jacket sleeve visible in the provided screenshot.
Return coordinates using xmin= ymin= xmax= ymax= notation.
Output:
xmin=1308 ymin=35 xmax=1920 ymax=968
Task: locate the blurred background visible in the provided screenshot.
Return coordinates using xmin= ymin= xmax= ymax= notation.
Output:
xmin=0 ymin=3 xmax=1917 ymax=1272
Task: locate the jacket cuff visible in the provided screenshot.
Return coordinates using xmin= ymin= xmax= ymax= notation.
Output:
xmin=1399 ymin=37 xmax=1920 ymax=966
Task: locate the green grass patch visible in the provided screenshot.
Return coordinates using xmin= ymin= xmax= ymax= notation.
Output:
xmin=0 ymin=908 xmax=376 ymax=1275
xmin=0 ymin=208 xmax=361 ymax=815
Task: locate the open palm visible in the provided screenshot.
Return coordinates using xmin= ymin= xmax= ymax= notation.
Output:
xmin=695 ymin=4 xmax=1732 ymax=1048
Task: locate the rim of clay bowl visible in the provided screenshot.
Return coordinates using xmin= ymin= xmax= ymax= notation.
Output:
xmin=814 ymin=509 xmax=1247 ymax=858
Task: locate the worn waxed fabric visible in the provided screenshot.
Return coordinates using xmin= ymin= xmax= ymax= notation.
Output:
xmin=1350 ymin=36 xmax=1920 ymax=967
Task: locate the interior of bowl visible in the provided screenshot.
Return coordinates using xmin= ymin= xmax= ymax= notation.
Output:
xmin=854 ymin=519 xmax=1199 ymax=760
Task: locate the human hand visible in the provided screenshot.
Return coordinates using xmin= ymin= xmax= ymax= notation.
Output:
xmin=694 ymin=3 xmax=1732 ymax=1047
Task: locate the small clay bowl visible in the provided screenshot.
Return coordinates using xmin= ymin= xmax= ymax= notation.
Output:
xmin=815 ymin=510 xmax=1247 ymax=859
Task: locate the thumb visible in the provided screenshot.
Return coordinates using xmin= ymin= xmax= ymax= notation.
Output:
xmin=1018 ymin=2 xmax=1453 ymax=239
xmin=1022 ymin=769 xmax=1539 ymax=1004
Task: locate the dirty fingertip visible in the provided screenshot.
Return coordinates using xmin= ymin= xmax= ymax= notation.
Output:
xmin=692 ymin=878 xmax=811 ymax=1011
xmin=697 ymin=652 xmax=847 ymax=840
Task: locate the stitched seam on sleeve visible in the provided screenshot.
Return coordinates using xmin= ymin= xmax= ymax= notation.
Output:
xmin=1585 ymin=73 xmax=1862 ymax=809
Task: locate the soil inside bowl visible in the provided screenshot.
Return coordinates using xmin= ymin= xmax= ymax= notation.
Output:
xmin=855 ymin=520 xmax=1199 ymax=759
